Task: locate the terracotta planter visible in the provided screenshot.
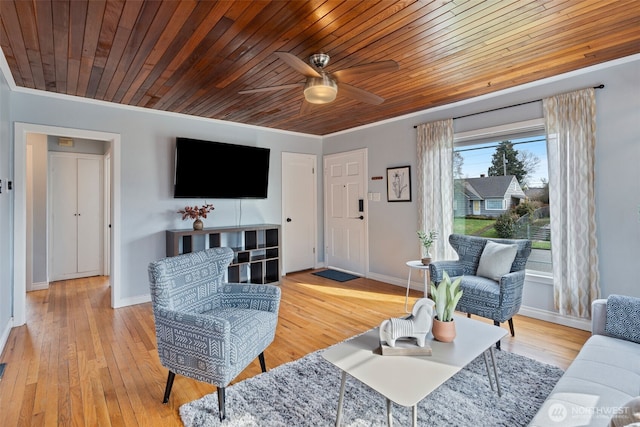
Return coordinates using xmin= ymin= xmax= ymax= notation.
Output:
xmin=193 ymin=219 xmax=204 ymax=230
xmin=432 ymin=317 xmax=456 ymax=342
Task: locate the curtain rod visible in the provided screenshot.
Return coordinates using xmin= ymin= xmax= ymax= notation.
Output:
xmin=413 ymin=84 xmax=605 ymax=128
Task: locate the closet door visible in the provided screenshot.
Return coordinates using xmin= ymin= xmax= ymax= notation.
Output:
xmin=50 ymin=155 xmax=79 ymax=279
xmin=50 ymin=153 xmax=103 ymax=281
xmin=76 ymin=158 xmax=101 ymax=273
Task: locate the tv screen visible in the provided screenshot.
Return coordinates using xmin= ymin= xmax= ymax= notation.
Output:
xmin=174 ymin=137 xmax=270 ymax=199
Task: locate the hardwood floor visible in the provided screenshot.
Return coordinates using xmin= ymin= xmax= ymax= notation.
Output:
xmin=0 ymin=271 xmax=590 ymax=426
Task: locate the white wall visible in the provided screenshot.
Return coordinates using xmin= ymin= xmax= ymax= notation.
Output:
xmin=324 ymin=55 xmax=640 ymax=322
xmin=0 ymin=58 xmax=13 ymax=349
xmin=47 ymin=135 xmax=108 ymax=154
xmin=9 ymin=92 xmax=323 ymax=305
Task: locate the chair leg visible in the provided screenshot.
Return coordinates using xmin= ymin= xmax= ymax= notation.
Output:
xmin=163 ymin=371 xmax=175 ymax=403
xmin=508 ymin=318 xmax=515 ymax=336
xmin=259 ymin=352 xmax=267 ymax=373
xmin=217 ymin=387 xmax=226 ymax=421
xmin=493 ymin=321 xmax=501 ymax=350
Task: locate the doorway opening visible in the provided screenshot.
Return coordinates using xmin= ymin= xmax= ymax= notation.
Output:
xmin=13 ymin=123 xmax=121 ymax=326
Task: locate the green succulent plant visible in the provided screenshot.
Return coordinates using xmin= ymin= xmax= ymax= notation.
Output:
xmin=430 ymin=271 xmax=463 ymax=322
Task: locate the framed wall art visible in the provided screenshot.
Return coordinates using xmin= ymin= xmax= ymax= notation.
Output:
xmin=387 ymin=166 xmax=411 ymax=202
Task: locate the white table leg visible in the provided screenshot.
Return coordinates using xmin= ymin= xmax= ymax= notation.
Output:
xmin=423 ymin=268 xmax=430 ymax=298
xmin=482 ymin=350 xmax=495 ymax=391
xmin=412 ymin=405 xmax=418 ymax=426
xmin=405 ymin=269 xmax=412 ymax=313
xmin=386 ymin=398 xmax=393 ymax=426
xmin=336 ymin=371 xmax=347 ymax=426
xmin=489 ymin=346 xmax=502 ymax=396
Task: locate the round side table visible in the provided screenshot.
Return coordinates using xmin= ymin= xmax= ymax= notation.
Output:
xmin=405 ymin=260 xmax=431 ymax=313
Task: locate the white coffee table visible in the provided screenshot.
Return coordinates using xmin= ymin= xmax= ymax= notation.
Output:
xmin=322 ymin=315 xmax=507 ymax=426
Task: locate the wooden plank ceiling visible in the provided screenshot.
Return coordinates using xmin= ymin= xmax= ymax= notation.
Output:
xmin=2 ymin=0 xmax=639 ymax=136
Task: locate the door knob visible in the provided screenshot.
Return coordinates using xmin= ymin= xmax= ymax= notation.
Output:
xmin=358 ymin=215 xmax=364 ymax=220
xmin=286 ymin=218 xmax=292 ymax=222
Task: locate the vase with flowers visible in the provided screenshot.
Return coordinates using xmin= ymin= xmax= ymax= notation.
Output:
xmin=178 ymin=203 xmax=215 ymax=230
xmin=417 ymin=230 xmax=437 ymax=265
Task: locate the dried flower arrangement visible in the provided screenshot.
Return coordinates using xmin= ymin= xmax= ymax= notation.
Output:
xmin=178 ymin=203 xmax=215 ymax=220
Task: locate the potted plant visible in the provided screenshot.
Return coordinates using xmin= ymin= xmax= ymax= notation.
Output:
xmin=429 ymin=271 xmax=463 ymax=342
xmin=178 ymin=203 xmax=215 ymax=230
xmin=417 ymin=230 xmax=437 ymax=265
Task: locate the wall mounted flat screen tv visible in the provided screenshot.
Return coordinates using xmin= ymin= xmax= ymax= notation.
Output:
xmin=174 ymin=137 xmax=270 ymax=199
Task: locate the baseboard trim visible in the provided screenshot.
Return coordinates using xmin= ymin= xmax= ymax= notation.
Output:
xmin=113 ymin=293 xmax=151 ymax=308
xmin=367 ymin=272 xmax=407 ymax=289
xmin=518 ymin=305 xmax=591 ymax=331
xmin=0 ymin=317 xmax=14 ymax=358
xmin=29 ymin=281 xmax=49 ymax=291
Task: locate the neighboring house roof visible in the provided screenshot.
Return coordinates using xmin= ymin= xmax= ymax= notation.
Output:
xmin=525 ymin=187 xmax=546 ymax=200
xmin=459 ymin=181 xmax=482 ymax=201
xmin=455 ymin=176 xmax=525 ymax=200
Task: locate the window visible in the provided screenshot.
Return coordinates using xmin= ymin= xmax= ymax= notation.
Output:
xmin=453 ymin=119 xmax=551 ymax=274
xmin=485 ymin=199 xmax=505 ymax=210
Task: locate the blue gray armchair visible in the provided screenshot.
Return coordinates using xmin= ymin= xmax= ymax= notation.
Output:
xmin=429 ymin=234 xmax=532 ymax=349
xmin=148 ymin=247 xmax=281 ymax=421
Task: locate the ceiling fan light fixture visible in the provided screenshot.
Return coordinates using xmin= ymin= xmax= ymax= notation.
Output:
xmin=304 ymin=74 xmax=338 ymax=104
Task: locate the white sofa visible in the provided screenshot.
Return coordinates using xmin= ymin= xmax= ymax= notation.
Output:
xmin=529 ymin=297 xmax=640 ymax=426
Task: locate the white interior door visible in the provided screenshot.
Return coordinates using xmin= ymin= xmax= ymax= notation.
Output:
xmin=104 ymin=153 xmax=111 ymax=275
xmin=50 ymin=154 xmax=79 ymax=279
xmin=282 ymin=152 xmax=317 ymax=274
xmin=77 ymin=157 xmax=102 ymax=273
xmin=50 ymin=153 xmax=103 ymax=281
xmin=324 ymin=149 xmax=367 ymax=275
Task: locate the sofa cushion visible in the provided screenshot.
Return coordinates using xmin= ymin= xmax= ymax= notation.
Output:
xmin=609 ymin=396 xmax=640 ymax=427
xmin=528 ymin=335 xmax=640 ymax=426
xmin=605 ymin=295 xmax=640 ymax=344
xmin=476 ymin=240 xmax=518 ymax=282
xmin=454 ymin=275 xmax=502 ymax=308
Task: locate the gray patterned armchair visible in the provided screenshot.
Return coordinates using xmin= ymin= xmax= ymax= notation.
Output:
xmin=429 ymin=234 xmax=532 ymax=349
xmin=148 ymin=247 xmax=281 ymax=421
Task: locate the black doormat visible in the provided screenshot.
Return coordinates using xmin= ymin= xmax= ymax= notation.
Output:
xmin=311 ymin=269 xmax=360 ymax=282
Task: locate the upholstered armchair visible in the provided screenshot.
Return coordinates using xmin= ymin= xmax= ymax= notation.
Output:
xmin=429 ymin=234 xmax=532 ymax=349
xmin=148 ymin=247 xmax=281 ymax=421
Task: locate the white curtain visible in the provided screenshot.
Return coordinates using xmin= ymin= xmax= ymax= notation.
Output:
xmin=416 ymin=119 xmax=455 ymax=262
xmin=543 ymin=88 xmax=600 ymax=318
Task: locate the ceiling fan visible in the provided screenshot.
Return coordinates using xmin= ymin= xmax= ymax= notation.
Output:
xmin=239 ymin=52 xmax=399 ymax=107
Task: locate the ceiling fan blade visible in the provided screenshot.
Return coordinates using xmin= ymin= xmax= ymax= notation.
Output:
xmin=339 ymin=83 xmax=385 ymax=105
xmin=239 ymin=83 xmax=303 ymax=94
xmin=332 ymin=60 xmax=399 ymax=81
xmin=275 ymin=52 xmax=321 ymax=77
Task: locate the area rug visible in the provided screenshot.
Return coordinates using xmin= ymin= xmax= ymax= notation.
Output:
xmin=179 ymin=345 xmax=563 ymax=426
xmin=311 ymin=269 xmax=360 ymax=282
